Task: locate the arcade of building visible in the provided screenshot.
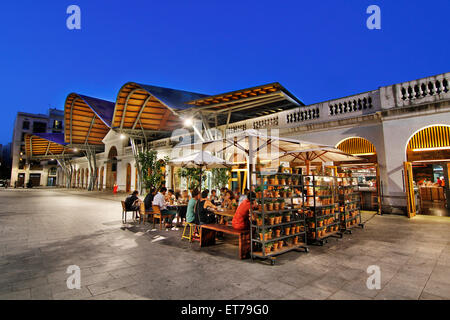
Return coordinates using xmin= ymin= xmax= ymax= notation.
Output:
xmin=24 ymin=72 xmax=450 ymax=217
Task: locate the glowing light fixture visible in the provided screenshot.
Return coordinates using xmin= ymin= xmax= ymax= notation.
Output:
xmin=352 ymin=153 xmax=376 ymax=156
xmin=183 ymin=118 xmax=193 ymax=127
xmin=412 ymin=146 xmax=450 ymax=152
xmin=120 ymin=134 xmax=127 ymax=140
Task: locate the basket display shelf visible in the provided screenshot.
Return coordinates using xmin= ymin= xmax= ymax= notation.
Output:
xmin=303 ymin=175 xmax=343 ymax=246
xmin=250 ymin=171 xmax=308 ymax=265
xmin=337 ymin=175 xmax=364 ymax=233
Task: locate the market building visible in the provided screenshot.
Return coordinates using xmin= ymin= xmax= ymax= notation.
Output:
xmin=24 ymin=72 xmax=450 ymax=217
xmin=10 ymin=108 xmax=64 ymax=187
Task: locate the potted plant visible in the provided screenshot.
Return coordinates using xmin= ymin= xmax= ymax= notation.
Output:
xmin=273 ymin=242 xmax=279 ymax=251
xmin=279 ymin=199 xmax=285 ymax=210
xmin=255 ymin=186 xmax=262 ymax=199
xmin=257 ymin=200 xmax=262 ymax=212
xmin=274 ymin=228 xmax=281 ymax=238
xmin=256 ymin=216 xmax=263 ymax=226
xmin=317 ymin=218 xmax=323 ymax=228
xmin=273 ymin=176 xmax=279 ymax=185
xmin=267 ymin=201 xmax=274 ymax=211
xmin=274 ymin=201 xmax=280 ymax=211
xmin=286 ymin=189 xmax=292 ymax=198
xmin=276 ymin=214 xmax=283 ymax=224
xmin=284 ymin=226 xmax=291 ymax=236
xmin=268 ymin=229 xmax=273 ymax=240
xmin=284 ymin=212 xmax=291 ymax=222
xmin=264 ymin=243 xmax=273 ymax=255
xmin=293 ymin=236 xmax=299 ymax=245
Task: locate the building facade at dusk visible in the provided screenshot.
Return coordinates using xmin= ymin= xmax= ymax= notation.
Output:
xmin=25 ymin=72 xmax=450 ymax=216
xmin=10 ymin=108 xmax=64 ymax=187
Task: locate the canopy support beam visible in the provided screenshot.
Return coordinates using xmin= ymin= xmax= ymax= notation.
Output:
xmin=120 ymin=88 xmax=141 ymax=130
xmin=69 ymin=97 xmax=79 ymax=145
xmin=84 ymin=115 xmax=97 ymax=145
xmin=131 ymin=95 xmax=152 ymax=130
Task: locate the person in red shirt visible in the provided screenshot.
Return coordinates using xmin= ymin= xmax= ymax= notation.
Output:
xmin=232 ymin=191 xmax=257 ymax=230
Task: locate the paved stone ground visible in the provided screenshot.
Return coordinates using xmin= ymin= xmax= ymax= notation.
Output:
xmin=1 ymin=188 xmax=450 ymax=300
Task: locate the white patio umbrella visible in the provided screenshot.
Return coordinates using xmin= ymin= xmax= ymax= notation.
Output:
xmin=174 ymin=129 xmax=336 ymax=187
xmin=274 ymin=147 xmax=365 ymax=174
xmin=169 ymin=151 xmax=231 ymax=189
xmin=276 ymin=147 xmax=363 ymax=163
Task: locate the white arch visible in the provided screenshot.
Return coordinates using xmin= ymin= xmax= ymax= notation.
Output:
xmin=404 ymin=124 xmax=450 ymax=162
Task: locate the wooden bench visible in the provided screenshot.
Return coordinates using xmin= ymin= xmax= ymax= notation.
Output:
xmin=200 ymin=224 xmax=250 ymax=260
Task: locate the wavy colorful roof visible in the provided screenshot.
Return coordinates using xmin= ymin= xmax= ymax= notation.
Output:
xmin=25 ymin=133 xmax=72 ymax=158
xmin=112 ymin=82 xmax=208 ymax=132
xmin=64 ymin=93 xmax=115 ymax=145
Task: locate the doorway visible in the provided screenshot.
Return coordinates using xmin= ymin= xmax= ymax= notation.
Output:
xmin=126 ymin=163 xmax=131 ymax=193
xmin=17 ymin=173 xmax=25 ymax=187
xmin=106 ymin=147 xmax=118 ymax=189
xmin=336 ymin=137 xmax=380 ymax=214
xmin=406 ymin=125 xmax=450 ymax=216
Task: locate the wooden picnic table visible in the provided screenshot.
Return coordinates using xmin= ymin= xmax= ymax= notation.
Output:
xmin=212 ymin=209 xmax=235 ymax=224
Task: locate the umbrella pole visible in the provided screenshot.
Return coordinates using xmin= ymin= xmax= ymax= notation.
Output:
xmin=200 ymin=166 xmax=203 ymax=190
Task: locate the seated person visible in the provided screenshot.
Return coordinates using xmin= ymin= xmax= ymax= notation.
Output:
xmin=143 ymin=188 xmax=156 ymax=211
xmin=209 ymin=189 xmax=218 ymax=205
xmin=180 ymin=190 xmax=190 ymax=204
xmin=175 ymin=190 xmax=191 ymax=226
xmin=219 ymin=187 xmax=228 ymax=202
xmin=195 ymin=190 xmax=217 ymax=224
xmin=152 ymin=187 xmax=177 ymax=228
xmin=125 ymin=190 xmax=142 ymax=211
xmin=232 ymin=191 xmax=257 ymax=231
xmin=174 ymin=189 xmax=182 ymax=201
xmin=238 ymin=188 xmax=249 ymax=205
xmin=186 ymin=189 xmax=200 ymax=224
xmin=222 ymin=191 xmax=237 ymax=210
xmin=165 ymin=189 xmax=176 ymax=204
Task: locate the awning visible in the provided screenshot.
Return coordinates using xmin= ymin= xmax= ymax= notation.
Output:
xmin=112 ymin=82 xmax=208 ymax=134
xmin=64 ymin=93 xmax=115 ymax=146
xmin=182 ymin=82 xmax=304 ymax=124
xmin=169 ymin=151 xmax=232 ymax=169
xmin=25 ymin=133 xmax=73 ymax=159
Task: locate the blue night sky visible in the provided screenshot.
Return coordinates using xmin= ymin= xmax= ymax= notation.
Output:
xmin=0 ymin=0 xmax=449 ymax=144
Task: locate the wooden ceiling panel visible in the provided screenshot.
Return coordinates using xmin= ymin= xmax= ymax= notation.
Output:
xmin=64 ymin=93 xmax=111 ymax=146
xmin=112 ymin=83 xmax=183 ymax=131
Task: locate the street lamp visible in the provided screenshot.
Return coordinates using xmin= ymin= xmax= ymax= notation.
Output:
xmin=183 ymin=118 xmax=193 ymax=127
xmin=183 ymin=117 xmax=204 ymax=142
